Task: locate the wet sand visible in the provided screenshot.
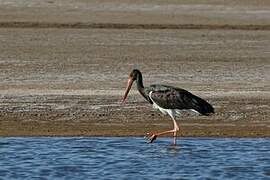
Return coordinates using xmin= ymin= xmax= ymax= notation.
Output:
xmin=0 ymin=0 xmax=270 ymax=137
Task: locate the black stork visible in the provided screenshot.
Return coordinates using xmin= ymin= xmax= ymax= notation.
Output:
xmin=122 ymin=69 xmax=214 ymax=145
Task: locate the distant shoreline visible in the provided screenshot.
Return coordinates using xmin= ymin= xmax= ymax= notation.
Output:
xmin=1 ymin=22 xmax=270 ymax=30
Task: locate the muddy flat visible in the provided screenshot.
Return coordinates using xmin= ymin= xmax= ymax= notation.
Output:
xmin=0 ymin=0 xmax=269 ymax=137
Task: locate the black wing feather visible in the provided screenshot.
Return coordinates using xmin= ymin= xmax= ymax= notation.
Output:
xmin=149 ymin=85 xmax=214 ymax=115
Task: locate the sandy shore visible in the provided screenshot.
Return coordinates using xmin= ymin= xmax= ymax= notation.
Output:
xmin=0 ymin=0 xmax=269 ymax=137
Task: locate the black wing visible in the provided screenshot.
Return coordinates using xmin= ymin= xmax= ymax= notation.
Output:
xmin=148 ymin=84 xmax=214 ymax=115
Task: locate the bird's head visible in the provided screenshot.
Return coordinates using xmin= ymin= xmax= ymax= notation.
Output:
xmin=122 ymin=69 xmax=141 ymax=103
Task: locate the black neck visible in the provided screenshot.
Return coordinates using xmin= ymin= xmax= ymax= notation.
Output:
xmin=136 ymin=71 xmax=144 ymax=90
xmin=136 ymin=72 xmax=150 ymax=101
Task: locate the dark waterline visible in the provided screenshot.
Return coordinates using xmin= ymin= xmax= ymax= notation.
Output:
xmin=1 ymin=137 xmax=270 ymax=179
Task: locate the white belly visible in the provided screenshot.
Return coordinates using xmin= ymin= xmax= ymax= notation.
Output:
xmin=152 ymin=101 xmax=169 ymax=115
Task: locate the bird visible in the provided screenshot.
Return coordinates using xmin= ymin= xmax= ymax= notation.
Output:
xmin=122 ymin=69 xmax=214 ymax=145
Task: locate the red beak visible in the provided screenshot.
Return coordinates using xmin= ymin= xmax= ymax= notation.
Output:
xmin=122 ymin=77 xmax=134 ymax=103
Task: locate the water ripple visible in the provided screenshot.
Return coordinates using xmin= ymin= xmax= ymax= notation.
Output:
xmin=0 ymin=137 xmax=270 ymax=179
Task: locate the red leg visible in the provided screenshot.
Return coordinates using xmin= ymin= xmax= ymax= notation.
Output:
xmin=146 ymin=118 xmax=180 ymax=144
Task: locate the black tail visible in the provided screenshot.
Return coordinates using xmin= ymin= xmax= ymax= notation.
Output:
xmin=189 ymin=94 xmax=214 ymax=116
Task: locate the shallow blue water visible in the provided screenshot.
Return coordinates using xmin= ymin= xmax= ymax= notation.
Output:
xmin=0 ymin=137 xmax=270 ymax=180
